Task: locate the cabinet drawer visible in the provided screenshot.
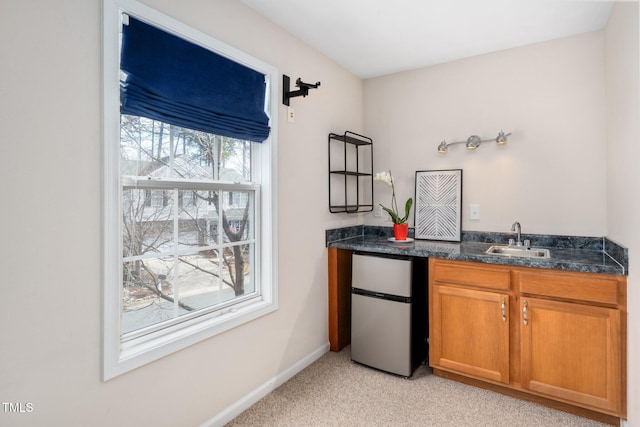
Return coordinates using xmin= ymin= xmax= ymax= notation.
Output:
xmin=432 ymin=260 xmax=510 ymax=290
xmin=518 ymin=270 xmax=621 ymax=305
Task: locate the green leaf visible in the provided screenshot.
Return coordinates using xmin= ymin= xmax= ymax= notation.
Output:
xmin=399 ymin=198 xmax=413 ymax=223
xmin=379 ymin=204 xmax=401 ymax=224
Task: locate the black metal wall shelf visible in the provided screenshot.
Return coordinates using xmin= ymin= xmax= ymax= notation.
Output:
xmin=328 ymin=131 xmax=373 ymax=214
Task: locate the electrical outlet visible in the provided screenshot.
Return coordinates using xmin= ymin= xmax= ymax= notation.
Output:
xmin=374 ymin=204 xmax=383 ymax=217
xmin=470 ymin=204 xmax=480 ymax=220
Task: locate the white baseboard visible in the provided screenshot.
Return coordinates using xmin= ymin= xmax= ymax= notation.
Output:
xmin=200 ymin=341 xmax=330 ymax=427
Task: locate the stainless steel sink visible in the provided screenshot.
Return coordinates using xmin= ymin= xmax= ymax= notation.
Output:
xmin=485 ymin=245 xmax=550 ymax=259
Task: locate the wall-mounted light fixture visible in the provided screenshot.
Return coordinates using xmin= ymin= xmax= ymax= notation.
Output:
xmin=437 ymin=131 xmax=511 ymax=154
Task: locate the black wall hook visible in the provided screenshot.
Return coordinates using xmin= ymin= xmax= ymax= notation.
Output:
xmin=282 ymin=75 xmax=321 ymax=106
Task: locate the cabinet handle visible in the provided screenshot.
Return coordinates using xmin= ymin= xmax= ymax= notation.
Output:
xmin=523 ymin=300 xmax=528 ymax=326
xmin=501 ymin=297 xmax=506 ymax=322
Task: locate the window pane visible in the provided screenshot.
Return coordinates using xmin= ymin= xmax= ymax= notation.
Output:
xmin=123 ymin=188 xmax=174 ymax=258
xmin=210 ymin=244 xmax=254 ymax=297
xmin=120 ymin=116 xmax=251 ymax=182
xmin=122 ymin=256 xmax=186 ymax=334
xmin=177 ymin=189 xmax=214 ymax=250
xmin=221 ymin=190 xmax=253 ymax=244
xmin=178 ymin=246 xmax=254 ymax=309
xmin=219 ymin=138 xmax=252 ymax=182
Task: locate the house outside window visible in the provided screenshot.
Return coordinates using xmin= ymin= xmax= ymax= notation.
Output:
xmin=103 ymin=0 xmax=278 ymax=380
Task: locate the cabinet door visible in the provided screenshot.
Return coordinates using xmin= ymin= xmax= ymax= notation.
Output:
xmin=520 ymin=297 xmax=622 ymax=413
xmin=431 ymin=284 xmax=510 ymax=384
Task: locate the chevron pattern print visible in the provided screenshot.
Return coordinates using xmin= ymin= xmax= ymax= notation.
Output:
xmin=415 ymin=170 xmax=462 ymax=241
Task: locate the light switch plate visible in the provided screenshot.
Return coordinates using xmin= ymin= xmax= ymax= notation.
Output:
xmin=470 ymin=204 xmax=480 ymax=220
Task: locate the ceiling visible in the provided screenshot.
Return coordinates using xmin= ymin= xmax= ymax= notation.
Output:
xmin=240 ymin=0 xmax=614 ymax=79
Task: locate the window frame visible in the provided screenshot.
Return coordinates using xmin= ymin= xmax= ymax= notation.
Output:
xmin=102 ymin=0 xmax=278 ymax=380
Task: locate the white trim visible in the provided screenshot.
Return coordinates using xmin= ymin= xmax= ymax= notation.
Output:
xmin=103 ymin=0 xmax=124 ymax=382
xmin=102 ymin=0 xmax=279 ymax=380
xmin=120 ymin=177 xmax=260 ymax=191
xmin=200 ymin=343 xmax=330 ymax=427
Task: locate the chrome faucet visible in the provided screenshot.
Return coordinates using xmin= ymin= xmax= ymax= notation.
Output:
xmin=511 ymin=221 xmax=522 ymax=246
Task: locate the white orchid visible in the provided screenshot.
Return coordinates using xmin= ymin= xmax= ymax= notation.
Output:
xmin=373 ymin=170 xmax=393 ymax=187
xmin=374 ymin=169 xmax=413 ymax=225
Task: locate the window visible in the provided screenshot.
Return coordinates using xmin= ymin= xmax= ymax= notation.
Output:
xmin=120 ymin=119 xmax=257 ymax=334
xmin=103 ymin=0 xmax=278 ymax=380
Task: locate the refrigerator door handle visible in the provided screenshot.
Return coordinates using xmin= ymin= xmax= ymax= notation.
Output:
xmin=352 ymin=287 xmax=412 ymax=304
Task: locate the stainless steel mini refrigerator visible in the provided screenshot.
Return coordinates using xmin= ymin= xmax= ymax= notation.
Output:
xmin=351 ymin=252 xmax=427 ymax=377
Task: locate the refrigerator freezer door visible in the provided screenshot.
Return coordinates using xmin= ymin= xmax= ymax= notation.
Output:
xmin=351 ymin=293 xmax=412 ymax=376
xmin=352 ymin=254 xmax=412 ymax=297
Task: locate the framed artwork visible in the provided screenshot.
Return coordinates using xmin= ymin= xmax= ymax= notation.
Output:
xmin=414 ymin=169 xmax=462 ymax=241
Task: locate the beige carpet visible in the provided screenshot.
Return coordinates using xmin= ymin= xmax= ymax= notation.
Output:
xmin=227 ymin=346 xmax=610 ymax=427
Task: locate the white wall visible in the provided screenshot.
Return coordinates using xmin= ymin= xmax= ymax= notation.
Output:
xmin=605 ymin=2 xmax=640 ymax=425
xmin=0 ymin=0 xmax=362 ymax=426
xmin=364 ymin=32 xmax=607 ymax=236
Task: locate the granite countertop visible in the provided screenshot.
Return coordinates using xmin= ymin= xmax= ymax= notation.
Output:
xmin=326 ymin=226 xmax=628 ymax=276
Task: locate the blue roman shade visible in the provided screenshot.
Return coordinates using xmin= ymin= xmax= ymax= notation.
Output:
xmin=120 ymin=16 xmax=270 ymax=142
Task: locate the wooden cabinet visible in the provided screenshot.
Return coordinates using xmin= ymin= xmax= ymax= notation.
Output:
xmin=520 ymin=297 xmax=622 ymax=413
xmin=429 ymin=258 xmax=627 ymax=422
xmin=518 ymin=269 xmax=625 ymax=415
xmin=430 ymin=261 xmax=511 ymax=384
xmin=431 ymin=284 xmax=510 ymax=383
